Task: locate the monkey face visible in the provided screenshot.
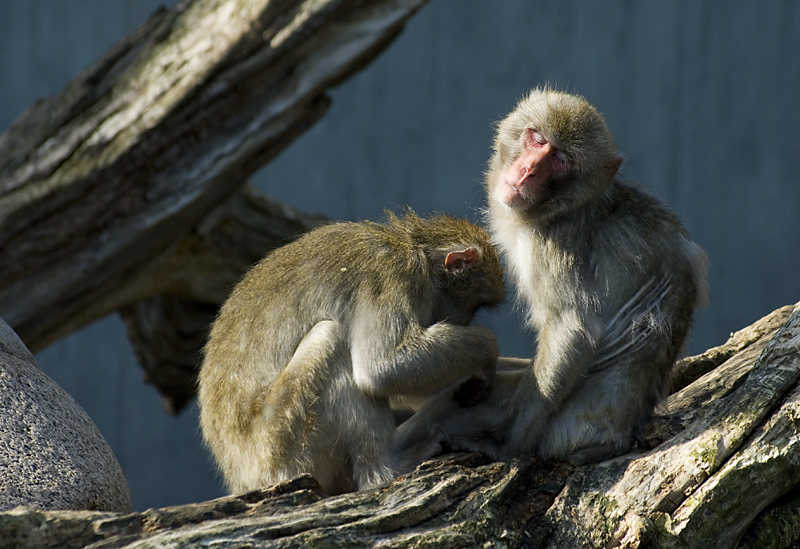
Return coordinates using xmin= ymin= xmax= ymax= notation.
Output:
xmin=488 ymin=88 xmax=622 ymax=222
xmin=497 ymin=128 xmax=572 ymax=209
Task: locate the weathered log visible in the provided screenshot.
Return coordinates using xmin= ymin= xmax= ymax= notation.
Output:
xmin=2 ymin=304 xmax=798 ymax=548
xmin=669 ymin=304 xmax=796 ymax=393
xmin=0 ymin=0 xmax=427 ymax=354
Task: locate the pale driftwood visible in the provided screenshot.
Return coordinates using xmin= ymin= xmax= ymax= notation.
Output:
xmin=0 ymin=0 xmax=426 ymax=353
xmin=2 ymin=304 xmax=798 ymax=548
xmin=670 ymin=304 xmax=795 ymax=392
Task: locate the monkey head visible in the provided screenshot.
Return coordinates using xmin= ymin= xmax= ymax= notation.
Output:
xmin=487 ymin=87 xmax=623 ymax=222
xmin=386 ymin=210 xmax=504 ymax=325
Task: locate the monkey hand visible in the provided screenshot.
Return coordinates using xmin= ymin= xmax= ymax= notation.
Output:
xmin=453 ymin=376 xmax=490 ymax=407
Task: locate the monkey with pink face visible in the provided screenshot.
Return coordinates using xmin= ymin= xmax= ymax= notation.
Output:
xmin=403 ymin=88 xmax=708 ymax=464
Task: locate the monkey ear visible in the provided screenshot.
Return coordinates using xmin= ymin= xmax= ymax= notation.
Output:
xmin=606 ymin=154 xmax=623 ymax=181
xmin=444 ymin=248 xmax=478 ymax=271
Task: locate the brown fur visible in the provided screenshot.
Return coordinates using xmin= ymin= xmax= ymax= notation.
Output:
xmin=198 ymin=210 xmax=504 ymax=495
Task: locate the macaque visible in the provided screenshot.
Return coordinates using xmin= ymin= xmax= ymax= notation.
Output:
xmin=402 ymin=88 xmax=708 ymax=464
xmin=198 ymin=210 xmax=504 ymax=495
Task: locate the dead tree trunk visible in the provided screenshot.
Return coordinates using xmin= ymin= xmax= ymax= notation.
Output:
xmin=0 ymin=0 xmax=427 ymax=412
xmin=2 ymin=304 xmax=799 ymax=548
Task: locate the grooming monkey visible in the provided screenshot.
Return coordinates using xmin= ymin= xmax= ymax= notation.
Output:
xmin=402 ymin=88 xmax=708 ymax=464
xmin=198 ymin=210 xmax=504 ymax=495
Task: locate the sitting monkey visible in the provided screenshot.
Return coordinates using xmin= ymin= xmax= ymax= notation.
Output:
xmin=401 ymin=88 xmax=708 ymax=465
xmin=198 ymin=210 xmax=504 ymax=495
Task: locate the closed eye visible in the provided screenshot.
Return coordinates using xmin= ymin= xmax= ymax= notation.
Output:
xmin=554 ymin=149 xmax=570 ymax=165
xmin=531 ymin=130 xmax=547 ymax=145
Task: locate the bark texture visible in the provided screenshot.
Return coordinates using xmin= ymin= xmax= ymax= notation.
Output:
xmin=2 ymin=304 xmax=799 ymax=548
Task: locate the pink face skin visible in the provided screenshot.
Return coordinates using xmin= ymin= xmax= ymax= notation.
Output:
xmin=497 ymin=129 xmax=571 ymax=208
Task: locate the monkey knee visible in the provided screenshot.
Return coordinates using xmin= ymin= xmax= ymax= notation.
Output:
xmin=415 ymin=423 xmax=449 ymax=461
xmin=424 ymin=423 xmax=449 ymax=454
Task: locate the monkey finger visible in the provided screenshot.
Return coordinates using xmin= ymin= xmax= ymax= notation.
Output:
xmin=391 ymin=422 xmax=450 ymax=473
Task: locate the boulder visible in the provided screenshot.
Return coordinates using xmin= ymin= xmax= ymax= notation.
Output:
xmin=0 ymin=318 xmax=131 ymax=512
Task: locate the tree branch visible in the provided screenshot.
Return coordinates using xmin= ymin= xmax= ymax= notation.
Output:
xmin=0 ymin=0 xmax=427 ymax=352
xmin=118 ymin=183 xmax=326 ymax=413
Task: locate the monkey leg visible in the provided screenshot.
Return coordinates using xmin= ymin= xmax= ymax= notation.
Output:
xmin=397 ymin=364 xmax=526 ymax=462
xmin=318 ymin=384 xmax=401 ymax=494
xmin=273 ymin=324 xmax=400 ymax=493
xmin=536 ymin=388 xmax=635 ymax=464
xmin=535 ymin=350 xmax=669 ymax=463
xmin=242 ymin=320 xmax=354 ymax=494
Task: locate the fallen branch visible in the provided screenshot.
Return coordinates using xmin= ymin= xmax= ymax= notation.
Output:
xmin=119 ymin=184 xmax=326 ymax=413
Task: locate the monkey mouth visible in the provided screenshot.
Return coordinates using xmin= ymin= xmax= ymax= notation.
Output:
xmin=502 ymin=172 xmax=559 ymax=212
xmin=498 ymin=179 xmax=521 ymax=204
xmin=500 ymin=177 xmax=537 ymax=208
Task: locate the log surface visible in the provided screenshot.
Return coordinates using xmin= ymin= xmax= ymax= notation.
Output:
xmin=2 ymin=305 xmax=798 ymax=548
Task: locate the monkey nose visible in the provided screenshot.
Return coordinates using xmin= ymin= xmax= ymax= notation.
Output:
xmin=517 ymin=166 xmax=532 ymax=184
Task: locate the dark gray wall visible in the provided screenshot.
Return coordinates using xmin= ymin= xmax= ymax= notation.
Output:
xmin=2 ymin=1 xmax=798 ymax=510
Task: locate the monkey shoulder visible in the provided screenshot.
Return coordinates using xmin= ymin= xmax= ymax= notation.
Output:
xmin=588 ymin=181 xmax=697 ymax=286
xmin=593 ymin=182 xmax=686 ymax=247
xmin=603 ymin=181 xmax=683 ymax=227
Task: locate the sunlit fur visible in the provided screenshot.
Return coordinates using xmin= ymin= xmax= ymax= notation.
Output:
xmin=402 ymin=88 xmax=708 ymax=463
xmin=198 ymin=210 xmax=504 ymax=495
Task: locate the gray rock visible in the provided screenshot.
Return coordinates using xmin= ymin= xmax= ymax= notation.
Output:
xmin=0 ymin=318 xmax=35 ymax=364
xmin=0 ymin=318 xmax=131 ymax=512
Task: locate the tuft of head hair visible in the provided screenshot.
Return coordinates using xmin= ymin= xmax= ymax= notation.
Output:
xmin=384 ymin=208 xmax=495 ymax=258
xmin=497 ymin=87 xmax=618 ymax=182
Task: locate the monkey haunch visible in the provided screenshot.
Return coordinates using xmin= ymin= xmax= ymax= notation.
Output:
xmin=403 ymin=88 xmax=708 ymax=464
xmin=198 ymin=211 xmax=504 ymax=495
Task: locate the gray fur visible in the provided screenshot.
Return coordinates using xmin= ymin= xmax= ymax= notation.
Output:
xmin=401 ymin=89 xmax=708 ymax=464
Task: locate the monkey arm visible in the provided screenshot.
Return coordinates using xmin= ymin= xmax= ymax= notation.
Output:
xmin=503 ymin=308 xmax=601 ymax=451
xmin=529 ymin=308 xmax=602 ymax=403
xmin=350 ymin=313 xmax=498 ymax=400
